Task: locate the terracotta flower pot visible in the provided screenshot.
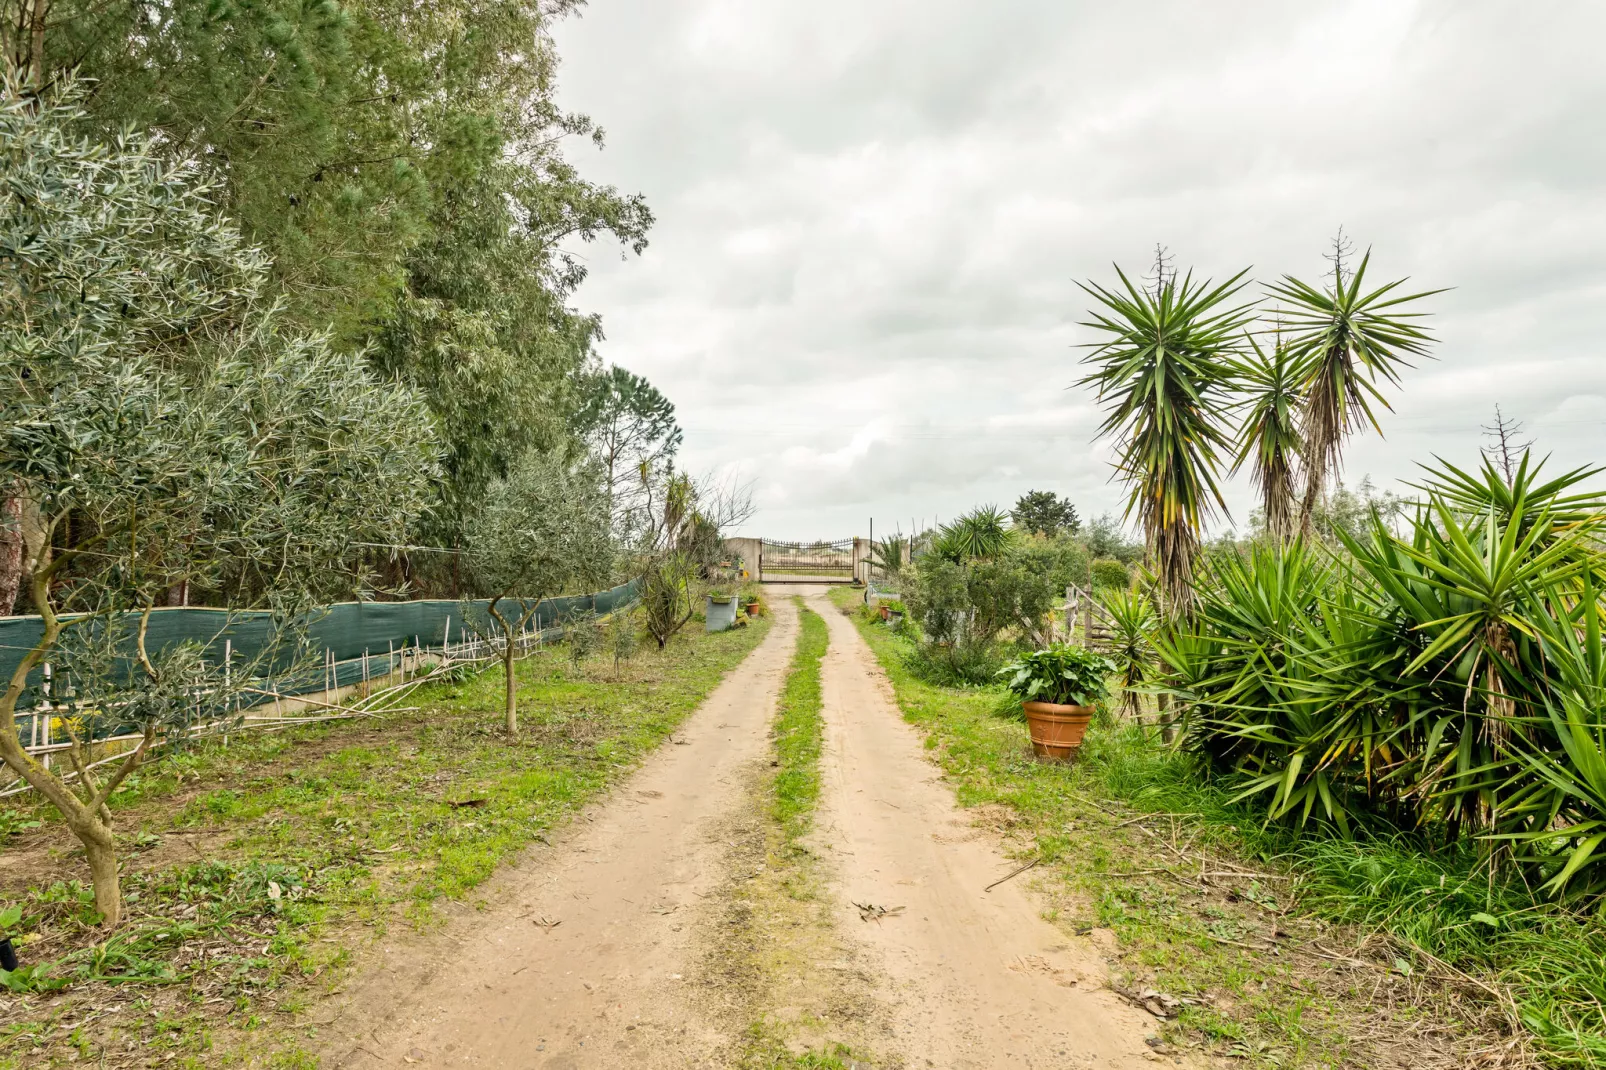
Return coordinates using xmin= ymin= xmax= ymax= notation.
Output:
xmin=1022 ymin=701 xmax=1094 ymax=762
xmin=745 ymin=602 xmax=760 ymax=617
xmin=879 ymin=605 xmax=890 ymax=621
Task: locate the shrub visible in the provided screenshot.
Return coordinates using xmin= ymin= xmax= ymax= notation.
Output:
xmin=1089 ymin=558 xmax=1130 ymax=590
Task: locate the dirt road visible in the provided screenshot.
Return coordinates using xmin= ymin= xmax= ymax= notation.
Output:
xmin=320 ymin=600 xmax=802 ymax=1068
xmin=808 ymin=592 xmax=1168 ymax=1069
xmin=319 ymin=588 xmax=1177 ymax=1069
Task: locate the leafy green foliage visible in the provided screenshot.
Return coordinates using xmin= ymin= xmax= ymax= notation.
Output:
xmin=1012 ymin=490 xmax=1081 ymax=537
xmin=1089 ymin=558 xmax=1130 ymax=590
xmin=997 ymin=646 xmax=1115 ymax=707
xmin=1100 ymin=587 xmax=1159 ymax=720
xmin=1161 ymin=452 xmax=1606 ymax=901
xmin=0 ymin=80 xmax=439 ymax=928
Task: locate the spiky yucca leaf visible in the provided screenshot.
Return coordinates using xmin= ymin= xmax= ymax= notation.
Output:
xmin=1267 ymin=251 xmax=1443 ymax=531
xmin=1078 ymin=265 xmax=1254 ymax=614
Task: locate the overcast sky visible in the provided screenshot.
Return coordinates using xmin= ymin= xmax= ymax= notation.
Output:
xmin=553 ymin=0 xmax=1606 ymax=541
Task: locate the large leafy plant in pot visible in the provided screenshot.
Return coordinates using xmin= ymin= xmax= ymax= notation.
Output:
xmin=998 ymin=646 xmax=1115 ymax=761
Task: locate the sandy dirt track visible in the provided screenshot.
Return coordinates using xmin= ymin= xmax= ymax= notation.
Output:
xmin=808 ymin=592 xmax=1172 ymax=1069
xmin=319 ymin=600 xmax=801 ymax=1069
xmin=316 ymin=587 xmax=1182 ymax=1069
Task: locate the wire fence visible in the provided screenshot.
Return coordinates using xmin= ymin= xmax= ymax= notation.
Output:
xmin=3 ymin=580 xmax=639 ymax=797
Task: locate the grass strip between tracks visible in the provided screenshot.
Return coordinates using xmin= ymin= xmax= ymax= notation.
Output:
xmin=772 ymin=601 xmax=829 ymax=843
xmin=728 ymin=598 xmax=872 ymax=1070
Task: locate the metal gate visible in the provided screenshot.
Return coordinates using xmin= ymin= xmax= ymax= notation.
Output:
xmin=761 ymin=538 xmax=856 ymax=584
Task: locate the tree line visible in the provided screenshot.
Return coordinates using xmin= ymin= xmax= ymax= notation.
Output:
xmin=0 ymin=2 xmax=700 ymax=928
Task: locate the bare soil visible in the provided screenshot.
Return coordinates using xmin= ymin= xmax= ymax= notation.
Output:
xmin=806 ymin=593 xmax=1179 ymax=1070
xmin=309 ymin=589 xmax=1192 ymax=1068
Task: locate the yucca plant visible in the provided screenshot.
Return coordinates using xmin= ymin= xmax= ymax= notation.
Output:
xmin=1232 ymin=337 xmax=1304 ymax=543
xmin=1100 ymin=586 xmax=1158 ymax=721
xmin=865 ymin=536 xmax=909 ymax=582
xmin=1159 ymin=540 xmax=1414 ymax=833
xmin=1342 ymin=456 xmax=1604 ymax=835
xmin=1078 ymin=265 xmax=1255 ymax=614
xmin=933 ymin=506 xmax=1014 ymax=563
xmin=1266 ymin=250 xmax=1442 ymax=533
xmin=1495 ymin=574 xmax=1606 ymax=899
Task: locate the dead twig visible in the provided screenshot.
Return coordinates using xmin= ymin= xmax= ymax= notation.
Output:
xmin=985 ymin=857 xmax=1040 ymax=892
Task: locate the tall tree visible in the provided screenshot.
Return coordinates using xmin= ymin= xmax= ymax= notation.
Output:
xmin=9 ymin=0 xmax=654 ymax=599
xmin=1266 ymin=245 xmax=1441 ymax=532
xmin=1011 ymin=490 xmax=1080 ymax=537
xmin=1078 ymin=266 xmax=1254 ymax=613
xmin=572 ymin=364 xmax=684 ymax=523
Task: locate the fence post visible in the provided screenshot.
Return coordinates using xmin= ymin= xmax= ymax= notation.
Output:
xmin=40 ymin=664 xmax=52 ymax=771
xmin=223 ymin=639 xmax=232 ymax=749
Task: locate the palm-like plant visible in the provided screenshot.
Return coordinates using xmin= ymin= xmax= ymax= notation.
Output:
xmin=1078 ymin=266 xmax=1255 ymax=614
xmin=865 ymin=536 xmax=909 ymax=582
xmin=1232 ymin=337 xmax=1303 ymax=543
xmin=1266 ymin=250 xmax=1442 ymax=532
xmin=1100 ymin=586 xmax=1158 ymax=721
xmin=934 ymin=506 xmax=1013 ymax=562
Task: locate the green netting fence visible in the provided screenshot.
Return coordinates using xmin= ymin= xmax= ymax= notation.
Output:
xmin=4 ymin=579 xmax=640 ymax=769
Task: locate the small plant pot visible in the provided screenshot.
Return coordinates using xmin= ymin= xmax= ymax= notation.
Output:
xmin=745 ymin=602 xmax=760 ymax=617
xmin=888 ymin=611 xmax=904 ymax=624
xmin=879 ymin=605 xmax=890 ymax=621
xmin=1022 ymin=701 xmax=1094 ymax=762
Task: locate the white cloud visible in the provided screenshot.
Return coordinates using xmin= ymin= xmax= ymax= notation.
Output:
xmin=555 ymin=0 xmax=1606 ymax=538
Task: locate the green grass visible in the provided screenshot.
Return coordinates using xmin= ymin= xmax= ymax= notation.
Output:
xmin=728 ymin=599 xmax=878 ymax=1069
xmin=772 ymin=602 xmax=828 ymax=841
xmin=830 ymin=587 xmax=1606 ymax=1069
xmin=0 ymin=615 xmax=769 ymax=1068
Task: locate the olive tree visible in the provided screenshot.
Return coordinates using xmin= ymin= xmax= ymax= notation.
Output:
xmin=0 ymin=80 xmax=440 ymax=928
xmin=464 ymin=450 xmax=612 ymax=734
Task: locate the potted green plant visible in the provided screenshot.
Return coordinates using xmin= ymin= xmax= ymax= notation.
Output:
xmin=997 ymin=646 xmax=1115 ymax=761
xmin=883 ymin=598 xmax=906 ymax=623
xmin=743 ymin=593 xmax=762 ymax=617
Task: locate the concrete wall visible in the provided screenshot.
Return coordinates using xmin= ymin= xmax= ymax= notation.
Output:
xmin=725 ymin=537 xmax=763 ymax=580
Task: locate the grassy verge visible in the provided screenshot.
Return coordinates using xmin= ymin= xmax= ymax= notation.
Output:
xmin=829 ymin=587 xmax=1583 ymax=1070
xmin=771 ymin=602 xmax=828 ymax=843
xmin=701 ymin=599 xmax=875 ymax=1070
xmin=0 ymin=613 xmax=768 ymax=1069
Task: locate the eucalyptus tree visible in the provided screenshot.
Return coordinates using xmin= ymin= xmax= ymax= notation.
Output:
xmin=0 ymin=81 xmax=439 ymax=928
xmin=464 ymin=450 xmax=612 ymax=735
xmin=1078 ymin=266 xmax=1255 ymax=614
xmin=1265 ymin=249 xmax=1441 ymax=532
xmin=1232 ymin=338 xmax=1304 ymax=543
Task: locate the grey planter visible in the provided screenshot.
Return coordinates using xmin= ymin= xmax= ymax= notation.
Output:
xmin=705 ymin=596 xmax=738 ymax=632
